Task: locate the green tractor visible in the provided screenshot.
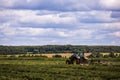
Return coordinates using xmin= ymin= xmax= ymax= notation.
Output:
xmin=66 ymin=52 xmax=89 ymax=64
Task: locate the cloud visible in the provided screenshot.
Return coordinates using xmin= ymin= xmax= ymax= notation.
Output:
xmin=0 ymin=9 xmax=120 ymax=45
xmin=0 ymin=23 xmax=52 ymax=36
xmin=0 ymin=0 xmax=120 ymax=45
xmin=20 ymin=13 xmax=75 ymax=25
xmin=56 ymin=29 xmax=94 ymax=39
xmin=100 ymin=0 xmax=120 ymax=10
xmin=0 ymin=23 xmax=17 ymax=36
xmin=1 ymin=0 xmax=120 ymax=11
xmin=111 ymin=39 xmax=120 ymax=45
xmin=78 ymin=11 xmax=117 ymax=23
xmin=1 ymin=9 xmax=119 ymax=28
xmin=0 ymin=22 xmax=95 ymax=45
xmin=0 ymin=22 xmax=94 ymax=39
xmin=103 ymin=23 xmax=120 ymax=29
xmin=111 ymin=11 xmax=120 ymax=18
xmin=0 ymin=0 xmax=14 ymax=8
xmin=0 ymin=0 xmax=94 ymax=11
xmin=0 ymin=9 xmax=77 ymax=27
xmin=112 ymin=31 xmax=120 ymax=37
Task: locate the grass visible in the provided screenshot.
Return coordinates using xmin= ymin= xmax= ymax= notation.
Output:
xmin=0 ymin=56 xmax=120 ymax=80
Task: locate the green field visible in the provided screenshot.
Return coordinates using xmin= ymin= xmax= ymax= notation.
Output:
xmin=0 ymin=57 xmax=120 ymax=80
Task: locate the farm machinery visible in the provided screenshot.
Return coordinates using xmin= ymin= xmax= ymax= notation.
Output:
xmin=66 ymin=52 xmax=89 ymax=64
xmin=66 ymin=52 xmax=112 ymax=65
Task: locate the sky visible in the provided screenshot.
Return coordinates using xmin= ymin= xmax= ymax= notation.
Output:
xmin=0 ymin=0 xmax=120 ymax=46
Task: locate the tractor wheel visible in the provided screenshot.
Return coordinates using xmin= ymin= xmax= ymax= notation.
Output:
xmin=73 ymin=60 xmax=77 ymax=64
xmin=66 ymin=60 xmax=70 ymax=64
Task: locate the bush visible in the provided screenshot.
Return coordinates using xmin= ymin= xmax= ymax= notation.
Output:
xmin=52 ymin=55 xmax=62 ymax=58
xmin=88 ymin=52 xmax=103 ymax=58
xmin=109 ymin=52 xmax=116 ymax=58
xmin=103 ymin=55 xmax=109 ymax=58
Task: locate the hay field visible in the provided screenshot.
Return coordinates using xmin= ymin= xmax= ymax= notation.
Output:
xmin=0 ymin=56 xmax=120 ymax=80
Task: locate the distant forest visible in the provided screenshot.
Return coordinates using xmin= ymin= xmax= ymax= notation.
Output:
xmin=0 ymin=45 xmax=120 ymax=54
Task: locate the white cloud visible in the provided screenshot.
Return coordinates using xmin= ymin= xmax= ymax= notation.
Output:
xmin=112 ymin=31 xmax=120 ymax=37
xmin=0 ymin=0 xmax=14 ymax=8
xmin=1 ymin=0 xmax=120 ymax=11
xmin=0 ymin=0 xmax=120 ymax=45
xmin=100 ymin=0 xmax=120 ymax=10
xmin=94 ymin=34 xmax=106 ymax=40
xmin=103 ymin=23 xmax=120 ymax=29
xmin=0 ymin=0 xmax=97 ymax=11
xmin=78 ymin=11 xmax=115 ymax=23
xmin=18 ymin=27 xmax=53 ymax=36
xmin=20 ymin=14 xmax=75 ymax=24
xmin=57 ymin=31 xmax=69 ymax=37
xmin=0 ymin=23 xmax=53 ymax=36
xmin=0 ymin=9 xmax=119 ymax=27
xmin=0 ymin=23 xmax=17 ymax=36
xmin=56 ymin=29 xmax=94 ymax=39
xmin=0 ymin=9 xmax=76 ymax=25
xmin=0 ymin=21 xmax=94 ymax=40
xmin=111 ymin=39 xmax=120 ymax=45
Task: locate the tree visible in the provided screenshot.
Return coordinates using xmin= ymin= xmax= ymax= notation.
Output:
xmin=88 ymin=52 xmax=103 ymax=58
xmin=96 ymin=53 xmax=103 ymax=58
xmin=109 ymin=52 xmax=115 ymax=58
xmin=33 ymin=49 xmax=39 ymax=54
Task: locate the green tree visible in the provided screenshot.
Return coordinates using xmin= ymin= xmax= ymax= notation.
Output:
xmin=33 ymin=49 xmax=39 ymax=54
xmin=109 ymin=52 xmax=115 ymax=58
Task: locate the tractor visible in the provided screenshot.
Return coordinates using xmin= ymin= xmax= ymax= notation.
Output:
xmin=66 ymin=52 xmax=89 ymax=64
xmin=66 ymin=52 xmax=112 ymax=65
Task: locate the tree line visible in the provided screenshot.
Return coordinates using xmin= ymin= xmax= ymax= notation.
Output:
xmin=0 ymin=45 xmax=120 ymax=54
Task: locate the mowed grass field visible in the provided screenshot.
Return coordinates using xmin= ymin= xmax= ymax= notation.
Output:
xmin=0 ymin=56 xmax=120 ymax=80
